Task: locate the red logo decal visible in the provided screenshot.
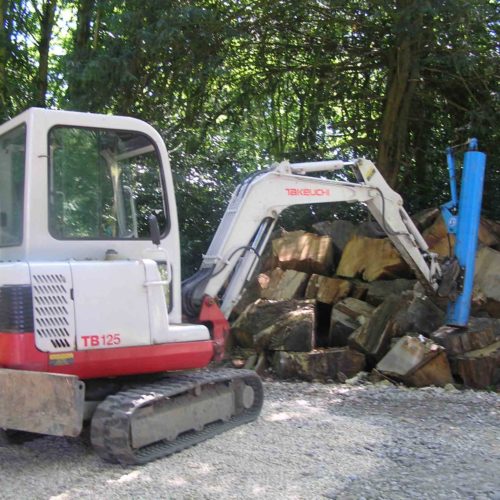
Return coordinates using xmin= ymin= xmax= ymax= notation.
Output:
xmin=81 ymin=333 xmax=121 ymax=347
xmin=286 ymin=188 xmax=331 ymax=197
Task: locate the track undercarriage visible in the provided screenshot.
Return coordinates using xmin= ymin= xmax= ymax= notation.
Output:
xmin=90 ymin=368 xmax=263 ymax=465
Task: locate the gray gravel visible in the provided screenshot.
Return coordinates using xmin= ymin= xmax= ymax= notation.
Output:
xmin=0 ymin=380 xmax=499 ymax=500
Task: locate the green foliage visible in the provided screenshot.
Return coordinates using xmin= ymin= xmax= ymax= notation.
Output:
xmin=1 ymin=0 xmax=498 ymax=276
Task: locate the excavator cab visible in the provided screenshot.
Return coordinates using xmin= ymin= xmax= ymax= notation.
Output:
xmin=0 ymin=108 xmax=216 ymax=380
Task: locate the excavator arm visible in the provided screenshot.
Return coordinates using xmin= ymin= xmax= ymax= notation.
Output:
xmin=182 ymin=159 xmax=441 ymax=319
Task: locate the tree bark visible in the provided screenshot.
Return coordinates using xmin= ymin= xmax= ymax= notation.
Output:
xmin=376 ymin=0 xmax=425 ymax=187
xmin=0 ymin=0 xmax=9 ymax=120
xmin=66 ymin=0 xmax=95 ymax=108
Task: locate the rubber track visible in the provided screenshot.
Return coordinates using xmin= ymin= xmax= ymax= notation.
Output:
xmin=90 ymin=368 xmax=264 ymax=465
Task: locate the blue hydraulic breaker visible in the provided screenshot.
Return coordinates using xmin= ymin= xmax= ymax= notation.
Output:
xmin=440 ymin=139 xmax=487 ymax=327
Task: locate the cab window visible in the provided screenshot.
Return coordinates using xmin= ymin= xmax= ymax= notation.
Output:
xmin=0 ymin=125 xmax=26 ymax=247
xmin=48 ymin=127 xmax=168 ymax=239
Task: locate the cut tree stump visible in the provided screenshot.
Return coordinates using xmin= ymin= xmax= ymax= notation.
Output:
xmin=272 ymin=348 xmax=365 ymax=382
xmin=260 ymin=268 xmax=309 ymax=301
xmin=272 ymin=230 xmax=334 ymax=275
xmin=230 ymin=299 xmax=315 ymax=348
xmin=305 ymin=275 xmax=352 ymax=305
xmin=336 ymin=235 xmax=411 ymax=281
xmin=329 ymin=298 xmax=375 ymax=347
xmin=450 ymin=340 xmax=500 ymax=389
xmin=254 ymin=303 xmax=316 ymax=352
xmin=376 ymin=336 xmax=453 ymax=387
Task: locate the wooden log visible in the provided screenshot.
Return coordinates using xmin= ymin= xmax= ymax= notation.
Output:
xmin=260 ymin=268 xmax=309 ymax=301
xmin=431 ymin=318 xmax=496 ymax=356
xmin=394 ymin=294 xmax=445 ymax=336
xmin=230 ymin=299 xmax=315 ymax=348
xmin=254 ymin=303 xmax=316 ymax=352
xmin=406 ymin=352 xmax=454 ymax=387
xmin=364 ymin=279 xmax=416 ymax=306
xmin=272 ymin=348 xmax=365 ymax=382
xmin=304 ymin=274 xmax=352 ymax=305
xmin=356 ymin=220 xmax=386 ymax=238
xmin=329 ymin=298 xmax=375 ymax=347
xmin=411 ymin=207 xmax=440 ymax=231
xmin=255 ymin=352 xmax=268 ymax=376
xmin=350 ymin=280 xmax=369 ymax=300
xmin=336 ymin=235 xmax=411 ymax=281
xmin=482 ymin=218 xmax=500 ymax=250
xmin=312 ymin=220 xmax=357 ymax=256
xmin=423 ymin=215 xmax=500 ymax=258
xmin=231 ymin=347 xmax=258 ymax=369
xmin=348 ymin=291 xmax=444 ymax=360
xmin=376 ymin=336 xmax=453 ymax=387
xmin=272 ymin=230 xmax=334 ymax=275
xmin=450 ymin=340 xmax=500 ymax=389
xmin=348 ymin=295 xmax=409 ymax=360
xmin=474 ymin=246 xmax=500 ymax=318
xmin=231 ymin=273 xmax=270 ymax=317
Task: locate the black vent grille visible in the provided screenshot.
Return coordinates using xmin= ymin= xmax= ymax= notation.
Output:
xmin=0 ymin=285 xmax=34 ymax=333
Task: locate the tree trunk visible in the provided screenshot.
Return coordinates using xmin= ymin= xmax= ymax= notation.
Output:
xmin=376 ymin=0 xmax=425 ymax=187
xmin=34 ymin=0 xmax=58 ymax=108
xmin=0 ymin=0 xmax=9 ymax=120
xmin=66 ymin=0 xmax=95 ymax=108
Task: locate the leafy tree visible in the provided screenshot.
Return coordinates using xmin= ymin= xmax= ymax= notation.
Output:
xmin=1 ymin=0 xmax=498 ymax=274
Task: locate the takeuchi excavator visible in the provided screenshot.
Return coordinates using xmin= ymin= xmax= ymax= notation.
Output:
xmin=0 ymin=108 xmax=486 ymax=464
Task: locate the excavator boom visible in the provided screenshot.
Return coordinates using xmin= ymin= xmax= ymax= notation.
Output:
xmin=182 ymin=158 xmax=441 ymax=318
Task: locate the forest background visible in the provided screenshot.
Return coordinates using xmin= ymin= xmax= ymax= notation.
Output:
xmin=1 ymin=0 xmax=498 ymax=275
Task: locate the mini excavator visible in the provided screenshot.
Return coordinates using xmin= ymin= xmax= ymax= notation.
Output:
xmin=0 ymin=109 xmax=486 ymax=463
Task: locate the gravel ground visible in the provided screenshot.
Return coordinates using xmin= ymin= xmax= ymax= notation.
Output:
xmin=0 ymin=379 xmax=499 ymax=500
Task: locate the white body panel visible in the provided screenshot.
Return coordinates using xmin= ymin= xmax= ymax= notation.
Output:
xmin=0 ymin=262 xmax=30 ymax=286
xmin=71 ymin=260 xmax=152 ymax=350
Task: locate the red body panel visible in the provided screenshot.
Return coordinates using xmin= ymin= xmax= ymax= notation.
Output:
xmin=198 ymin=297 xmax=229 ymax=362
xmin=0 ymin=332 xmax=214 ymax=379
xmin=0 ymin=297 xmax=231 ymax=379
